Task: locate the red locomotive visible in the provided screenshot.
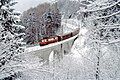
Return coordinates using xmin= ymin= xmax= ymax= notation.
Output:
xmin=39 ymin=28 xmax=80 ymax=46
xmin=39 ymin=36 xmax=61 ymax=46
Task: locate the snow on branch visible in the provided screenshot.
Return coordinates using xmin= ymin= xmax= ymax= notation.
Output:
xmin=80 ymin=1 xmax=120 ymax=12
xmin=89 ymin=11 xmax=120 ymax=20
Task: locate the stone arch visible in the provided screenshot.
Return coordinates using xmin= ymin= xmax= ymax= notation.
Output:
xmin=49 ymin=50 xmax=54 ymax=62
xmin=49 ymin=50 xmax=62 ymax=62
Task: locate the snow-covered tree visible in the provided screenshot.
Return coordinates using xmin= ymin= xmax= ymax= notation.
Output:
xmin=23 ymin=10 xmax=40 ymax=45
xmin=77 ymin=0 xmax=120 ymax=80
xmin=0 ymin=0 xmax=25 ymax=79
xmin=57 ymin=0 xmax=80 ymax=19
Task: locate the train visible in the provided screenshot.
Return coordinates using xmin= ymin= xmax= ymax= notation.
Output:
xmin=39 ymin=28 xmax=80 ymax=46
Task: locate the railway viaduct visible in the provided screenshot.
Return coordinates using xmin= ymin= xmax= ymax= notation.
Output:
xmin=25 ymin=34 xmax=79 ymax=64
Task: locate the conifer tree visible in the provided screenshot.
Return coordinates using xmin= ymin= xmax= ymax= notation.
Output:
xmin=0 ymin=0 xmax=25 ymax=78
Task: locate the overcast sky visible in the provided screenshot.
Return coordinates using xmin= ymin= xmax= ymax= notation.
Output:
xmin=14 ymin=0 xmax=55 ymax=13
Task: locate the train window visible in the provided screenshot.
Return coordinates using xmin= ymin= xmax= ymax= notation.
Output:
xmin=48 ymin=38 xmax=54 ymax=41
xmin=51 ymin=38 xmax=54 ymax=41
xmin=44 ymin=39 xmax=47 ymax=42
xmin=51 ymin=38 xmax=54 ymax=40
xmin=48 ymin=39 xmax=51 ymax=41
xmin=42 ymin=40 xmax=44 ymax=42
xmin=55 ymin=37 xmax=58 ymax=40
